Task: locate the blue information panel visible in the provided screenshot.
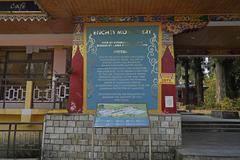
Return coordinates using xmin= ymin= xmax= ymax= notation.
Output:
xmin=94 ymin=103 xmax=149 ymax=127
xmin=87 ymin=25 xmax=159 ymax=110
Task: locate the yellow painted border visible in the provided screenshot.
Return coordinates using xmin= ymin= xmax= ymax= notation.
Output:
xmin=83 ymin=22 xmax=163 ymax=114
xmin=0 ymin=109 xmax=67 ymax=115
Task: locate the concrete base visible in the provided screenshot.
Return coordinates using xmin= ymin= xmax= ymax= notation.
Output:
xmin=42 ymin=113 xmax=182 ymax=160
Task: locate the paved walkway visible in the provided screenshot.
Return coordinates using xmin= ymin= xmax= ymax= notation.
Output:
xmin=179 ymin=114 xmax=240 ymax=158
xmin=181 ymin=114 xmax=240 ymax=122
xmin=179 ymin=132 xmax=240 ymax=157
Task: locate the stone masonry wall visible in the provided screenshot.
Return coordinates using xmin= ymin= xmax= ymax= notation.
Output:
xmin=42 ymin=114 xmax=181 ymax=160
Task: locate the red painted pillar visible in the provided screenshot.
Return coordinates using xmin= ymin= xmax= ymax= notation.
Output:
xmin=67 ymin=23 xmax=84 ymax=113
xmin=161 ymin=46 xmax=176 ymax=113
xmin=67 ymin=47 xmax=84 ymax=113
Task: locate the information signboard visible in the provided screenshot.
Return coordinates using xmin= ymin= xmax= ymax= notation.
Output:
xmin=86 ymin=24 xmax=160 ymax=110
xmin=94 ymin=103 xmax=149 ymax=127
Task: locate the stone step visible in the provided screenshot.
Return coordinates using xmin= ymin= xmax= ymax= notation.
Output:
xmin=182 ymin=121 xmax=240 ymax=132
xmin=0 ymin=159 xmax=38 ymax=160
xmin=176 ymin=148 xmax=240 ymax=160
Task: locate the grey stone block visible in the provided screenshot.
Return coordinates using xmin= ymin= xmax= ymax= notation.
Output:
xmin=84 ymin=121 xmax=92 ymax=127
xmin=46 ymin=120 xmax=53 ymax=126
xmin=135 ymin=140 xmax=143 ymax=145
xmin=50 ymin=134 xmax=59 ymax=139
xmin=87 ymin=128 xmax=93 ymax=134
xmin=51 ymin=115 xmax=62 ymax=120
xmin=63 ymin=115 xmax=74 ymax=120
xmin=150 ymin=116 xmax=158 ymax=121
xmin=94 ymin=146 xmax=101 ymax=152
xmin=166 ymin=128 xmax=175 ymax=135
xmin=132 ymin=128 xmax=140 ymax=134
xmin=140 ymin=128 xmax=149 ymax=134
xmin=78 ymin=128 xmax=87 ymax=133
xmin=111 ymin=128 xmax=118 ymax=134
xmin=161 ymin=121 xmax=169 ymax=128
xmin=102 ymin=128 xmax=110 ymax=134
xmin=175 ymin=128 xmax=181 ymax=135
xmin=159 ymin=127 xmax=166 ymax=134
xmin=59 ymin=121 xmax=67 ymax=127
xmin=79 ymin=140 xmax=88 ymax=145
xmin=118 ymin=128 xmax=123 ymax=134
xmin=118 ymin=146 xmax=126 ymax=152
xmin=59 ymin=134 xmax=67 ymax=139
xmin=55 ymin=139 xmax=64 ymax=145
xmin=46 ymin=127 xmax=54 ymax=133
xmin=44 ymin=139 xmax=50 ymax=144
xmin=138 ymin=153 xmax=145 ymax=159
xmin=110 ymin=146 xmax=117 ymax=152
xmin=67 ymin=121 xmax=76 ymax=127
xmin=167 ymin=140 xmax=176 ymax=146
xmin=63 ymin=139 xmax=71 ymax=145
xmin=66 ymin=127 xmax=73 ymax=133
xmin=74 ymin=116 xmax=80 ymax=120
xmin=165 ymin=116 xmax=172 ymax=121
xmin=126 ymin=146 xmax=134 ymax=152
xmin=96 ymin=128 xmax=102 ymax=134
xmin=143 ymin=140 xmax=149 ymax=146
xmin=160 ymin=140 xmax=167 ymax=146
xmin=76 ymin=121 xmax=84 ymax=127
xmin=102 ymin=146 xmax=110 ymax=152
xmin=172 ymin=116 xmax=181 ymax=122
xmin=55 ymin=127 xmax=65 ymax=134
xmin=80 ymin=115 xmax=88 ymax=120
xmin=152 ymin=140 xmax=159 ymax=146
xmin=58 ymin=151 xmax=66 ymax=158
xmin=53 ymin=121 xmax=60 ymax=127
xmin=120 ymin=140 xmax=130 ymax=146
xmin=151 ymin=128 xmax=158 ymax=134
xmin=53 ymin=144 xmax=60 ymax=151
xmin=123 ymin=128 xmax=132 ymax=134
xmin=169 ymin=121 xmax=179 ymax=128
xmin=111 ymin=140 xmax=117 ymax=145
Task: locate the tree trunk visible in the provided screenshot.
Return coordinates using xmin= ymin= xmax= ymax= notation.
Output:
xmin=215 ymin=59 xmax=226 ymax=103
xmin=194 ymin=58 xmax=204 ymax=105
xmin=184 ymin=59 xmax=190 ymax=105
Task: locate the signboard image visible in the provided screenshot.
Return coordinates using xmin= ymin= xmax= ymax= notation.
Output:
xmin=86 ymin=24 xmax=160 ymax=111
xmin=94 ymin=103 xmax=149 ymax=127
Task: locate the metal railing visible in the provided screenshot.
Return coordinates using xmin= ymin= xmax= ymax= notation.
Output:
xmin=0 ymin=122 xmax=43 ymax=158
xmin=0 ymin=74 xmax=69 ymax=109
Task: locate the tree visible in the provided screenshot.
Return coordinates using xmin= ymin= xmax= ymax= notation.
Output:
xmin=192 ymin=57 xmax=204 ymax=105
xmin=215 ymin=58 xmax=226 ymax=103
xmin=176 ymin=57 xmax=191 ymax=105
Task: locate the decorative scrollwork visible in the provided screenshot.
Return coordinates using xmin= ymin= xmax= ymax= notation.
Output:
xmin=147 ymin=33 xmax=158 ymax=97
xmin=87 ymin=33 xmax=97 ymax=55
xmin=147 ymin=33 xmax=158 ymax=74
xmin=0 ymin=15 xmax=48 ymax=22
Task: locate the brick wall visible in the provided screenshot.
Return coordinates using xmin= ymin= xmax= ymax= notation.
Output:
xmin=42 ymin=114 xmax=181 ymax=160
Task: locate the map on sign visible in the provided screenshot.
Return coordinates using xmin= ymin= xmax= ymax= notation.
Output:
xmin=94 ymin=103 xmax=150 ymax=127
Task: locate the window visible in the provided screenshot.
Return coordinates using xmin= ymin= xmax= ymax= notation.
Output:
xmin=0 ymin=48 xmax=54 ymax=85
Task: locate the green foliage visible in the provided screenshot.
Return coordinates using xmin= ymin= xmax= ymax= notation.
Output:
xmin=216 ymin=97 xmax=234 ymax=110
xmin=189 ymin=98 xmax=240 ymax=111
xmin=231 ymin=98 xmax=240 ymax=111
xmin=204 ymin=74 xmax=216 ymax=108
